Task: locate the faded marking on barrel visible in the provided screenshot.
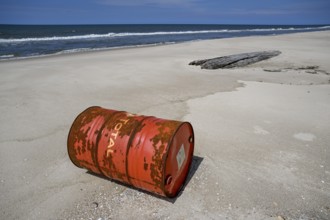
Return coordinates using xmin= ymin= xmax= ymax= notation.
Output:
xmin=106 ymin=118 xmax=129 ymax=157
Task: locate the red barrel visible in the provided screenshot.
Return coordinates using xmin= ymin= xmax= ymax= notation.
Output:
xmin=67 ymin=106 xmax=194 ymax=197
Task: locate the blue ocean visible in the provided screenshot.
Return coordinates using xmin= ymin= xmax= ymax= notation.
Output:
xmin=0 ymin=24 xmax=329 ymax=60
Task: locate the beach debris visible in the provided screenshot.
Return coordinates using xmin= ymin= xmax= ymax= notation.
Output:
xmin=91 ymin=202 xmax=99 ymax=209
xmin=262 ymin=65 xmax=330 ymax=77
xmin=305 ymin=70 xmax=317 ymax=74
xmin=263 ymin=68 xmax=282 ymax=72
xmin=67 ymin=106 xmax=195 ymax=198
xmin=189 ymin=50 xmax=281 ymax=69
xmin=282 ymin=65 xmax=330 ymax=75
xmin=295 ymin=65 xmax=319 ymax=70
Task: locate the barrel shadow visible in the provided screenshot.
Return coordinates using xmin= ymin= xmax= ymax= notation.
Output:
xmin=176 ymin=155 xmax=204 ymax=198
xmin=86 ymin=155 xmax=203 ymax=203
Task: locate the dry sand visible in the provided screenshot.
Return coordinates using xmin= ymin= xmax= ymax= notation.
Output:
xmin=0 ymin=31 xmax=330 ymax=220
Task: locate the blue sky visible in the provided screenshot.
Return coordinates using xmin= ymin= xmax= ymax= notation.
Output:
xmin=0 ymin=0 xmax=329 ymax=25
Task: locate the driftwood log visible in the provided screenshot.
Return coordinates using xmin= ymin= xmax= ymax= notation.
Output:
xmin=189 ymin=50 xmax=281 ymax=69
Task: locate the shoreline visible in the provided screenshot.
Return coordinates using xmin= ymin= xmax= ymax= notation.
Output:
xmin=0 ymin=41 xmax=178 ymax=62
xmin=1 ymin=30 xmax=330 ymax=220
xmin=1 ymin=29 xmax=330 ymax=63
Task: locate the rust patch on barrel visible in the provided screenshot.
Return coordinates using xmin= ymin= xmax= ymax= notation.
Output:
xmin=68 ymin=107 xmax=107 ymax=168
xmin=143 ymin=157 xmax=149 ymax=171
xmin=149 ymin=121 xmax=181 ymax=189
xmin=102 ymin=112 xmax=145 ymax=182
xmin=104 ymin=113 xmax=145 ymax=139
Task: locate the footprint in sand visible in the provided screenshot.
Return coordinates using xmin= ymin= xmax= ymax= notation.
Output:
xmin=253 ymin=125 xmax=270 ymax=135
xmin=293 ymin=133 xmax=316 ymax=142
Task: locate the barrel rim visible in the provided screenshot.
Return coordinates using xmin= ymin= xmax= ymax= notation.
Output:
xmin=162 ymin=121 xmax=194 ymax=198
xmin=67 ymin=106 xmax=102 ymax=168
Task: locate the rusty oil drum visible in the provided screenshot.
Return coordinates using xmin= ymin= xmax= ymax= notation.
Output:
xmin=67 ymin=106 xmax=194 ymax=197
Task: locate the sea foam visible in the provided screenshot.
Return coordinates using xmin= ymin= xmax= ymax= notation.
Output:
xmin=1 ymin=26 xmax=329 ymax=44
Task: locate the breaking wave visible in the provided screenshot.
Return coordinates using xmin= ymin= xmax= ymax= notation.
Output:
xmin=1 ymin=25 xmax=329 ymax=43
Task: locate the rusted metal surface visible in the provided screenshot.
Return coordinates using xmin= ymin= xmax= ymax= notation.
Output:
xmin=67 ymin=106 xmax=194 ymax=197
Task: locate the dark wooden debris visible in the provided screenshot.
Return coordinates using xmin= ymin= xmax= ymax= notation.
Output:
xmin=189 ymin=50 xmax=281 ymax=69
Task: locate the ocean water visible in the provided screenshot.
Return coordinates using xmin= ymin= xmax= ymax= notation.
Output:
xmin=0 ymin=24 xmax=329 ymax=60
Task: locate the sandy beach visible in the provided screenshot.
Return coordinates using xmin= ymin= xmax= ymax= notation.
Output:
xmin=1 ymin=31 xmax=330 ymax=219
